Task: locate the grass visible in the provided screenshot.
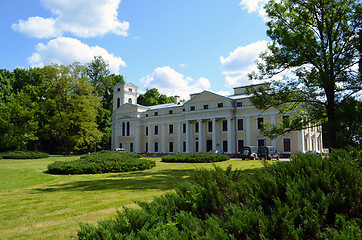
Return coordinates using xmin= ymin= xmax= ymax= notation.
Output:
xmin=0 ymin=156 xmax=265 ymax=239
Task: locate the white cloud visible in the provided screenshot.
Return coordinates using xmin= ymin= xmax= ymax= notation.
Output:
xmin=239 ymin=0 xmax=268 ymax=21
xmin=28 ymin=37 xmax=126 ymax=74
xmin=179 ymin=63 xmax=187 ymax=68
xmin=139 ymin=66 xmax=211 ymax=100
xmin=220 ymin=40 xmax=269 ymax=88
xmin=12 ymin=0 xmax=129 ymax=38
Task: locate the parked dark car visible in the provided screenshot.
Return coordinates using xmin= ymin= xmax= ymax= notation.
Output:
xmin=257 ymin=146 xmax=280 ymax=160
xmin=240 ymin=146 xmax=258 ymax=160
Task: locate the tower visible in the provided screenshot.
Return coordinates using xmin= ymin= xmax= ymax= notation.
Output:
xmin=113 ymin=82 xmax=138 ymax=111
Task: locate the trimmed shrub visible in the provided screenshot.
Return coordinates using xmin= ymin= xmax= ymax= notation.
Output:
xmin=47 ymin=151 xmax=155 ymax=175
xmin=161 ymin=152 xmax=229 ymax=163
xmin=78 ymin=148 xmax=361 ymax=239
xmin=1 ymin=151 xmax=49 ymax=159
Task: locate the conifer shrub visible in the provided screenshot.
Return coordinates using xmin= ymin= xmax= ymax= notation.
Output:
xmin=161 ymin=152 xmax=229 ymax=163
xmin=47 ymin=151 xmax=155 ymax=174
xmin=1 ymin=151 xmax=49 ymax=159
xmin=78 ymin=148 xmax=361 ymax=239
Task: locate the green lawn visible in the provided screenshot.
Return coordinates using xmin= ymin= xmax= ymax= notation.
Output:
xmin=0 ymin=156 xmax=264 ymax=239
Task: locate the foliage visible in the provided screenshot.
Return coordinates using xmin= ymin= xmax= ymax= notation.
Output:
xmin=86 ymin=56 xmax=125 ymax=151
xmin=137 ymin=88 xmax=174 ymax=106
xmin=247 ymin=0 xmax=362 ymax=149
xmin=42 ymin=63 xmax=103 ymax=154
xmin=47 ymin=151 xmax=155 ymax=175
xmin=0 ymin=151 xmax=49 ymax=159
xmin=78 ymin=148 xmax=362 ymax=239
xmin=161 ymin=152 xmax=230 ymax=163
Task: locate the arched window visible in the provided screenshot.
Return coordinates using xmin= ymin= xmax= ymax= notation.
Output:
xmin=127 ymin=122 xmax=130 ymax=136
xmin=128 ymin=98 xmax=132 ymax=104
xmin=122 ymin=122 xmax=125 ymax=136
xmin=117 ymin=98 xmax=120 ymax=108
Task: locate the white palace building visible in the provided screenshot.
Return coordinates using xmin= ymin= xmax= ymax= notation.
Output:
xmin=111 ymin=82 xmax=323 ymax=156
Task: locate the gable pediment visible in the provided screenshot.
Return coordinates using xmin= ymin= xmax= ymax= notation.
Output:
xmin=184 ymin=91 xmax=229 ymax=105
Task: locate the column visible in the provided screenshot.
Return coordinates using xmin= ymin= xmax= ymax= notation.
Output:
xmin=186 ymin=121 xmax=190 ymax=153
xmin=134 ymin=121 xmax=140 ymax=153
xmin=271 ymin=114 xmax=276 ymax=147
xmin=227 ymin=117 xmax=234 ymax=154
xmin=161 ymin=123 xmax=165 ymax=153
xmin=198 ymin=120 xmax=205 ymax=152
xmin=212 ymin=118 xmax=217 ymax=150
xmin=148 ymin=124 xmax=151 ymax=153
xmin=246 ymin=116 xmax=251 ymax=146
xmin=177 ymin=122 xmax=181 ymax=153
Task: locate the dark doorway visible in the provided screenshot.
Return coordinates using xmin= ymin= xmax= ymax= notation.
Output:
xmin=206 ymin=140 xmax=212 ymax=152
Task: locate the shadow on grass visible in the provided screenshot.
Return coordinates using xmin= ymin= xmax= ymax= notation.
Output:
xmin=33 ymin=167 xmax=263 ymax=193
xmin=33 ymin=169 xmax=197 ymax=193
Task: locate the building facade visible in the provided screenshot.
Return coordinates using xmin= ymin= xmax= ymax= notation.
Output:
xmin=111 ymin=82 xmax=323 ymax=156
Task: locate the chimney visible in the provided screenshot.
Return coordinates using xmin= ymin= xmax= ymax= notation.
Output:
xmin=174 ymin=95 xmax=180 ymax=104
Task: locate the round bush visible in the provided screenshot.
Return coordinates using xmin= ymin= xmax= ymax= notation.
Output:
xmin=1 ymin=151 xmax=49 ymax=159
xmin=47 ymin=150 xmax=155 ymax=175
xmin=161 ymin=152 xmax=230 ymax=163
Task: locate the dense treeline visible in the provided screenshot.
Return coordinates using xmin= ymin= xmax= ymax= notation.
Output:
xmin=0 ymin=56 xmax=123 ymax=154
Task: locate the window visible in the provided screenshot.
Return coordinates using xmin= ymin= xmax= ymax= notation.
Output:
xmin=129 ymin=88 xmax=132 ymax=92
xmin=183 ymin=123 xmax=186 ymax=134
xmin=119 ymin=143 xmax=123 ymax=148
xmin=195 ymin=122 xmax=199 ymax=133
xmin=145 ymin=114 xmax=148 ymax=117
xmin=169 ymin=142 xmax=174 ymax=153
xmin=145 ymin=143 xmax=148 ymax=152
xmin=257 ymin=117 xmax=264 ymax=130
xmin=145 ymin=127 xmax=148 ymax=136
xmin=223 ymin=140 xmax=228 ymax=152
xmin=130 ymin=143 xmax=134 ymax=152
xmin=169 ymin=110 xmax=173 ymax=114
xmin=169 ymin=124 xmax=174 ymax=134
xmin=117 ymin=98 xmax=120 ymax=108
xmin=154 ymin=112 xmax=158 ymax=116
xmin=154 ymin=142 xmax=159 ymax=152
xmin=117 ymin=88 xmax=121 ymax=92
xmin=128 ymin=98 xmax=132 ymax=104
xmin=237 ymin=119 xmax=244 ymax=131
xmin=203 ymin=104 xmax=208 ymax=109
xmin=257 ymin=139 xmax=265 ymax=147
xmin=126 ymin=122 xmax=130 ymax=136
xmin=238 ymin=140 xmax=244 ymax=152
xmin=182 ymin=141 xmax=186 ymax=152
xmin=236 ymin=102 xmax=242 ymax=107
xmin=190 ymin=106 xmax=195 ymax=111
xmin=195 ymin=141 xmax=199 ymax=152
xmin=122 ymin=122 xmax=125 ymax=136
xmin=183 ymin=108 xmax=185 ymax=112
xmin=154 ymin=125 xmax=159 ymax=135
xmin=222 ymin=120 xmax=227 ymax=132
xmin=208 ymin=121 xmax=212 ymax=132
xmin=217 ymin=103 xmax=224 ymax=108
xmin=283 ymin=138 xmax=291 ymax=152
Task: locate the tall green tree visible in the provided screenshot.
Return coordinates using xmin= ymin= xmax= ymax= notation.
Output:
xmin=247 ymin=0 xmax=361 ymax=149
xmin=86 ymin=56 xmax=124 ymax=150
xmin=137 ymin=88 xmax=174 ymax=106
xmin=42 ymin=63 xmax=102 ymax=155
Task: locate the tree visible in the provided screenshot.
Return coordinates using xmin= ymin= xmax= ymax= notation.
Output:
xmin=247 ymin=0 xmax=362 ymax=149
xmin=42 ymin=63 xmax=102 ymax=155
xmin=137 ymin=88 xmax=174 ymax=106
xmin=86 ymin=56 xmax=125 ymax=150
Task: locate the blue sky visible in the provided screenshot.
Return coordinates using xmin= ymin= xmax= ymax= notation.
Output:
xmin=0 ymin=0 xmax=270 ymax=99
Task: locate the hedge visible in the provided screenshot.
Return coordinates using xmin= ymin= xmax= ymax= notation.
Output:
xmin=0 ymin=151 xmax=49 ymax=159
xmin=161 ymin=152 xmax=230 ymax=163
xmin=47 ymin=151 xmax=155 ymax=175
xmin=78 ymin=147 xmax=361 ymax=239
